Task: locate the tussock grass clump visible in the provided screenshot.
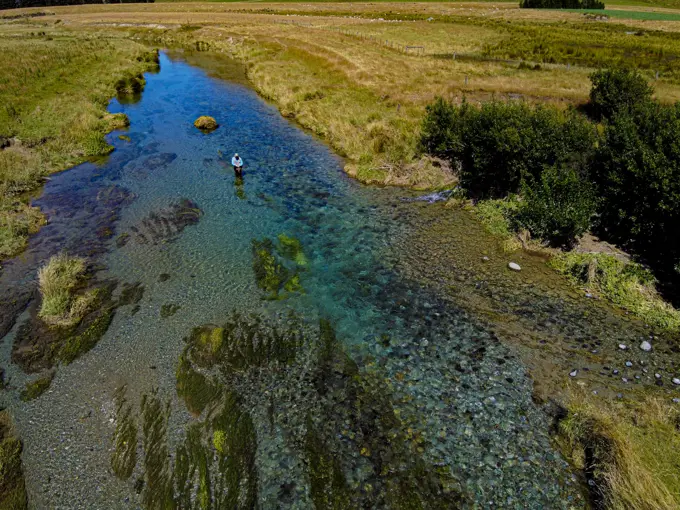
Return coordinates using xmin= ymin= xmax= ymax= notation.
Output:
xmin=37 ymin=253 xmax=89 ymax=326
xmin=550 ymin=252 xmax=680 ymax=331
xmin=559 ymin=395 xmax=680 ymax=509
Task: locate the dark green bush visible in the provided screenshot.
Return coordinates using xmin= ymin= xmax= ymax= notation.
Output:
xmin=420 ymin=98 xmax=597 ymax=197
xmin=589 ymin=68 xmax=653 ymax=122
xmin=520 ymin=0 xmax=604 ymax=8
xmin=594 ymin=101 xmax=680 ymax=280
xmin=515 ymin=165 xmax=597 ymax=247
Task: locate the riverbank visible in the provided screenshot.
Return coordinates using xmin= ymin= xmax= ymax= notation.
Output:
xmin=0 ymin=25 xmax=159 ymax=261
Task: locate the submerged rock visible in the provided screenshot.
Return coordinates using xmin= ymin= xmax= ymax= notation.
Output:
xmin=508 ymin=262 xmax=521 ymax=272
xmin=194 ymin=116 xmax=218 ymax=131
xmin=128 ymin=199 xmax=202 ymax=245
xmin=640 ymin=341 xmax=652 ymax=352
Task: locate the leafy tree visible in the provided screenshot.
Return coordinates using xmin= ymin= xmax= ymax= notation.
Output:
xmin=589 ymin=68 xmax=653 ymax=122
xmin=420 ymin=98 xmax=597 ymax=198
xmin=594 ymin=101 xmax=680 ymax=277
xmin=515 ymin=165 xmax=597 ymax=247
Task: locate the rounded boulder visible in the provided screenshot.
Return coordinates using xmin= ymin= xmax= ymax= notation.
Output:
xmin=194 ymin=116 xmax=218 ymax=132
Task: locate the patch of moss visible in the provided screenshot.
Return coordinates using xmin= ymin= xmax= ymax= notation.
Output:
xmin=0 ymin=411 xmax=27 ymax=510
xmin=252 ymin=238 xmax=289 ymax=299
xmin=277 ymin=233 xmax=308 ymax=266
xmin=176 ymin=351 xmax=220 ymax=416
xmin=160 ymin=303 xmax=181 ymax=318
xmin=305 ymin=421 xmax=351 ymax=510
xmin=58 ymin=307 xmax=114 ymax=365
xmin=119 ymin=282 xmax=144 ymax=307
xmin=118 ymin=135 xmax=131 ymax=142
xmin=111 ymin=386 xmax=138 ymax=480
xmin=20 ymin=371 xmax=54 ymax=401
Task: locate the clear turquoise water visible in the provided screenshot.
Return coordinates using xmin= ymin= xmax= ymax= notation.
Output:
xmin=0 ymin=52 xmax=585 ymax=508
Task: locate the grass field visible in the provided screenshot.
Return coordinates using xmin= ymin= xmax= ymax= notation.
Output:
xmin=566 ymin=7 xmax=680 ymax=19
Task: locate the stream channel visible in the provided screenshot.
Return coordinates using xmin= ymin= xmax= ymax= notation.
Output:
xmin=0 ymin=51 xmax=602 ymax=509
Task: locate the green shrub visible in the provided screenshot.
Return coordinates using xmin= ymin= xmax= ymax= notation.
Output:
xmin=516 ymin=165 xmax=597 ymax=247
xmin=594 ymin=101 xmax=680 ymax=282
xmin=520 ymin=0 xmax=604 ymax=8
xmin=589 ymin=68 xmax=653 ymax=122
xmin=421 ymin=98 xmax=596 ymax=198
xmin=550 ymin=253 xmax=680 ymax=331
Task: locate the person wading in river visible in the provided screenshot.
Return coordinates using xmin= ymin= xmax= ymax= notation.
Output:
xmin=231 ymin=153 xmax=243 ymax=177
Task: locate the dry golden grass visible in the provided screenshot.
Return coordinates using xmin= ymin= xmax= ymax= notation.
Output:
xmin=37 ymin=252 xmax=89 ymax=326
xmin=560 ymin=391 xmax=680 ymax=509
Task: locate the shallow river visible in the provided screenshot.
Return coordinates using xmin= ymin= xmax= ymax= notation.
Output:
xmin=0 ymin=52 xmax=593 ymax=509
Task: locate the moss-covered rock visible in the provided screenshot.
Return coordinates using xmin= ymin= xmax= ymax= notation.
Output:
xmin=277 ymin=233 xmax=308 ymax=266
xmin=193 ymin=116 xmax=218 ymax=132
xmin=58 ymin=307 xmax=114 ymax=365
xmin=20 ymin=371 xmax=54 ymax=401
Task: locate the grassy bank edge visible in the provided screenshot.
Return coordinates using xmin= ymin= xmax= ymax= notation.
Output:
xmin=465 ymin=197 xmax=680 ymax=334
xmin=0 ymin=31 xmax=160 ymax=264
xmin=555 ymin=390 xmax=680 ymax=508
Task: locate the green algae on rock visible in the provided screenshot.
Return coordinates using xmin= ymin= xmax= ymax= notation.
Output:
xmin=251 ymin=236 xmax=306 ymax=299
xmin=140 ymin=390 xmax=174 ymax=510
xmin=119 ymin=282 xmax=145 ymax=307
xmin=185 ymin=313 xmax=302 ymax=373
xmin=0 ymin=411 xmax=28 ymax=510
xmin=176 ymin=351 xmax=220 ymax=416
xmin=20 ymin=371 xmax=54 ymax=402
xmin=193 ymin=116 xmax=218 ymax=132
xmin=277 ymin=233 xmax=308 ymax=267
xmin=160 ymin=303 xmax=181 ymax=318
xmin=111 ymin=386 xmax=138 ymax=481
xmin=58 ymin=306 xmax=115 ymax=365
